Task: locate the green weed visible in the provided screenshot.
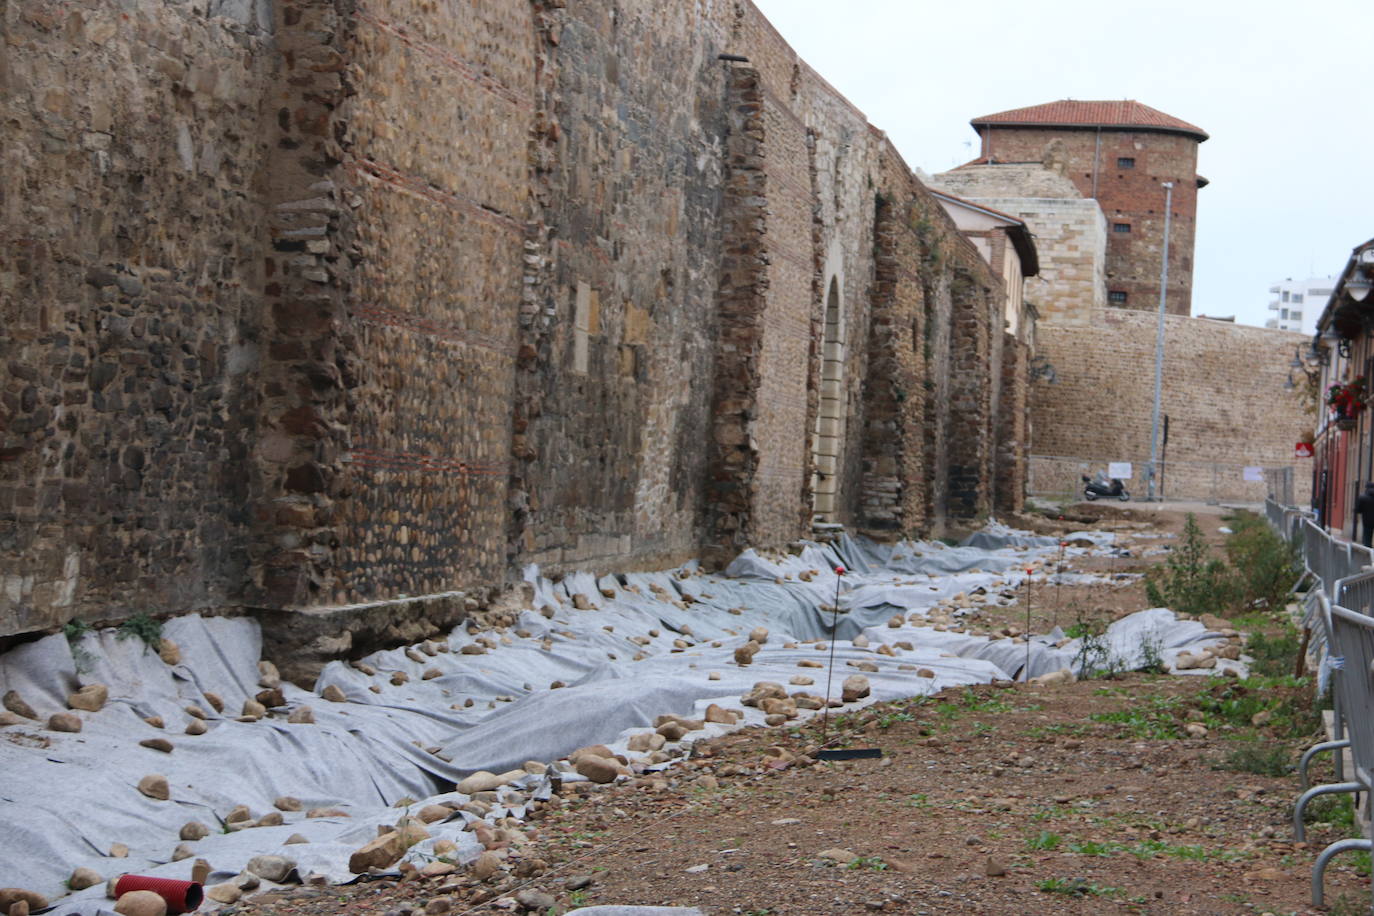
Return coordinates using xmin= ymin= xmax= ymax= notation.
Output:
xmin=1218 ymin=743 xmax=1293 ymax=777
xmin=1025 ymin=830 xmax=1062 ymax=851
xmin=846 ymin=856 xmax=888 ymax=871
xmin=1089 ymin=695 xmax=1185 ymax=739
xmin=116 ymin=612 xmax=163 ymax=647
xmin=1035 ymin=877 xmax=1118 ymax=897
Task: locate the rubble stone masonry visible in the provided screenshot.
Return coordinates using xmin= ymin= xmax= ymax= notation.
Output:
xmin=1 ymin=0 xmax=1013 ymax=643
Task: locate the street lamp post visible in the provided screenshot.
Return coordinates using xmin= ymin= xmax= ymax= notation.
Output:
xmin=1147 ymin=181 xmax=1174 ymax=502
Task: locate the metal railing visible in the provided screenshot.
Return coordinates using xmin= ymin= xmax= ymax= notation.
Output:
xmin=1267 ymin=500 xmax=1374 ymax=908
xmin=1303 ymin=576 xmax=1374 ymax=908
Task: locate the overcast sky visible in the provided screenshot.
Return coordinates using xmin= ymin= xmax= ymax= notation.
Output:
xmin=750 ymin=0 xmax=1371 ymax=329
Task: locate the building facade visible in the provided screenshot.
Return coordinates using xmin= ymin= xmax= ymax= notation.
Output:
xmin=1310 ymin=241 xmax=1374 ymax=538
xmin=969 ymin=100 xmax=1207 ymax=316
xmin=1266 ymin=276 xmax=1338 ymax=335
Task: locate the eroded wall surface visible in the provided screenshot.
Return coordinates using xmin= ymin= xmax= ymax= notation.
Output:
xmin=2 ymin=0 xmax=1014 ymax=639
xmin=1 ymin=0 xmax=277 ymax=631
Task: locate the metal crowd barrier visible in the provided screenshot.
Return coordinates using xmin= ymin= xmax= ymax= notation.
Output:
xmin=1298 ymin=589 xmax=1345 ymax=790
xmin=1302 ymin=574 xmax=1374 ymax=908
xmin=1265 ymin=502 xmax=1374 ymax=907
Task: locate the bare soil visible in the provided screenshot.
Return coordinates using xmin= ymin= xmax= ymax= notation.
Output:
xmin=234 ymin=506 xmax=1369 ymax=916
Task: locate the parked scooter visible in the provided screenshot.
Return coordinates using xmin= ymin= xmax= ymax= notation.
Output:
xmin=1081 ymin=472 xmax=1130 ymax=502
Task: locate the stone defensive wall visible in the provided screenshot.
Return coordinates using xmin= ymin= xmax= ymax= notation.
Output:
xmin=1 ymin=0 xmax=1019 ymax=653
xmin=1029 ymin=309 xmax=1312 ymax=504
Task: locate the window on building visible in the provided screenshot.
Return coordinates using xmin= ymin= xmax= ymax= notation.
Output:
xmin=1292 ymin=293 xmax=1304 ymax=303
xmin=1117 ymin=157 xmax=1135 ymax=168
xmin=1281 ymin=309 xmax=1289 ymax=319
xmin=1108 ymin=290 xmax=1128 ymax=304
xmin=1311 ymin=288 xmax=1333 ymax=296
xmin=1113 ymin=223 xmax=1131 ymax=233
xmin=1282 ymin=291 xmax=1290 ymax=302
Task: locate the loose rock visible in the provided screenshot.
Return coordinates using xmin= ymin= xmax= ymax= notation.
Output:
xmin=157 ymin=639 xmax=181 ymax=667
xmin=68 ymin=684 xmax=109 ymax=712
xmin=3 ymin=691 xmax=37 ymax=720
xmin=67 ymin=868 xmax=101 ymax=891
xmin=246 ymin=854 xmax=296 ymax=882
xmin=137 ymin=774 xmax=170 ymax=801
xmin=48 ymin=712 xmax=82 ymax=733
xmin=115 ymin=890 xmax=167 ymax=916
xmin=841 ymin=675 xmax=870 ymax=703
xmin=180 ymin=821 xmax=211 ymax=840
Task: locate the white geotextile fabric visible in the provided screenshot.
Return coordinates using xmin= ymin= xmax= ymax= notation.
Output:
xmin=0 ymin=527 xmax=1239 ymax=911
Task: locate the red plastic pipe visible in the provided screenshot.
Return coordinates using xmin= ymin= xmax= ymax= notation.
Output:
xmin=113 ymin=875 xmax=204 ymax=914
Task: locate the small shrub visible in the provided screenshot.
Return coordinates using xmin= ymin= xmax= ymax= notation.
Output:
xmin=1218 ymin=744 xmax=1292 ymax=777
xmin=1224 ymin=511 xmax=1301 ymax=611
xmin=1246 ymin=627 xmax=1301 ymax=678
xmin=1145 ymin=514 xmax=1233 ymax=615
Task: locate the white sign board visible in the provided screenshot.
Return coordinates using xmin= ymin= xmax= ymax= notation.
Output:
xmin=1107 ymin=462 xmax=1132 ymax=480
xmin=1243 ymin=466 xmax=1264 ymax=482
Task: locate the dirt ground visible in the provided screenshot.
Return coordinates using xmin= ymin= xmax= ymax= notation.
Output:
xmin=233 ymin=503 xmax=1370 ymax=916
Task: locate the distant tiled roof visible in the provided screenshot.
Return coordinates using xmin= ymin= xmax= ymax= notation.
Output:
xmin=971 ymin=100 xmax=1208 ymax=142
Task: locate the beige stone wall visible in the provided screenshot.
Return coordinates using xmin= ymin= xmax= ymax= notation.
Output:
xmin=1030 ymin=311 xmax=1313 ymax=503
xmin=928 ymin=166 xmax=1106 ymax=325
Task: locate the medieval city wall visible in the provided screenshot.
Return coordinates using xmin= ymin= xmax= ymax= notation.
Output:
xmin=1030 ymin=311 xmax=1312 ymax=503
xmin=1 ymin=0 xmax=278 ymax=634
xmin=2 ymin=0 xmax=1007 ymax=641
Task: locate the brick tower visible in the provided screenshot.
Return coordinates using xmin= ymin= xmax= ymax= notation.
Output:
xmin=970 ymin=100 xmax=1207 ymax=316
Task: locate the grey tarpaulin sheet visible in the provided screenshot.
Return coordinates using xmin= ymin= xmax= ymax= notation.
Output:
xmin=0 ymin=527 xmax=1239 ymax=911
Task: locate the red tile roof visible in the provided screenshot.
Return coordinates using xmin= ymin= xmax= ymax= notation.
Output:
xmin=971 ymin=100 xmax=1208 ymax=141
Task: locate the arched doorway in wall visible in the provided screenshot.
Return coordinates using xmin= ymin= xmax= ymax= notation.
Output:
xmin=811 ymin=276 xmax=845 ymax=522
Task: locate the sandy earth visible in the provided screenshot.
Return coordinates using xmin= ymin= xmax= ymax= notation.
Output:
xmin=229 ymin=504 xmax=1370 ymax=916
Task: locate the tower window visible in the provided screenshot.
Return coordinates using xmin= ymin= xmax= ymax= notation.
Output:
xmin=1117 ymin=157 xmax=1135 ymax=168
xmin=1113 ymin=223 xmax=1131 ymax=233
xmin=1108 ymin=291 xmax=1128 ymax=304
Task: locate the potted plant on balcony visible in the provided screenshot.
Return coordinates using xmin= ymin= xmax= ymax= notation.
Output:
xmin=1327 ymin=376 xmax=1368 ymax=430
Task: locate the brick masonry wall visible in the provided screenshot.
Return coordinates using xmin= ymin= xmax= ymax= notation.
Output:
xmin=1 ymin=0 xmax=277 ymax=632
xmin=1030 ymin=310 xmax=1312 ymax=502
xmin=978 ymin=127 xmax=1200 ymax=317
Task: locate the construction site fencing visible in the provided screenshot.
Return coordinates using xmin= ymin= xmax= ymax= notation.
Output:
xmin=1028 ymin=455 xmax=1303 ymax=505
xmin=1262 ymin=501 xmax=1374 ymax=906
xmin=1302 ymin=574 xmax=1374 ymax=908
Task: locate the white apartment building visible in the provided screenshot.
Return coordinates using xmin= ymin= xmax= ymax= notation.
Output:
xmin=1266 ymin=275 xmax=1337 ymax=335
